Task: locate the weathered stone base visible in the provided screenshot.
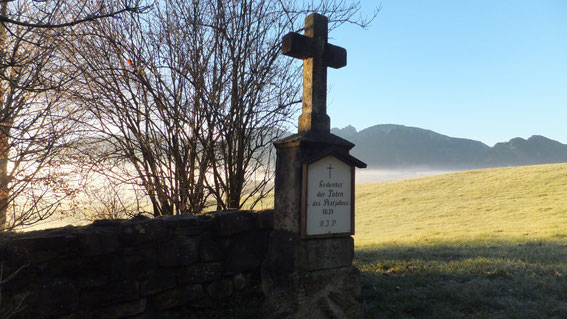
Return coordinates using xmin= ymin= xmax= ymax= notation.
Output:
xmin=263 ymin=266 xmax=361 ymax=319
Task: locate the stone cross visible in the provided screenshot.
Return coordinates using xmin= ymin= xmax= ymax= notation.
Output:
xmin=264 ymin=13 xmax=364 ymax=318
xmin=282 ymin=13 xmax=347 ymax=134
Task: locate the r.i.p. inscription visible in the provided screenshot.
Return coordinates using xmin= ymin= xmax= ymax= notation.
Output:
xmin=302 ymin=155 xmax=354 ymax=237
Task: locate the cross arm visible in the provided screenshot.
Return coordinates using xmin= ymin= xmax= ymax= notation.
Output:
xmin=325 ymin=44 xmax=347 ymax=69
xmin=282 ymin=32 xmax=347 ymax=69
xmin=282 ymin=32 xmax=313 ymax=59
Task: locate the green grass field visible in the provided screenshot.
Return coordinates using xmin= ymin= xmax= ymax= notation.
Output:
xmin=354 ymin=163 xmax=567 ymax=318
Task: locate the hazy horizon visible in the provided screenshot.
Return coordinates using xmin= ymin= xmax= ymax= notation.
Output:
xmin=356 ymin=168 xmax=454 ymax=183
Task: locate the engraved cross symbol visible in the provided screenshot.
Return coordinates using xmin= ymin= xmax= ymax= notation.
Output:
xmin=282 ymin=13 xmax=347 ymax=134
xmin=327 ymin=164 xmax=334 ymax=179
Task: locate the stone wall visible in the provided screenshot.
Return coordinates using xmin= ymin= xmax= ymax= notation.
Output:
xmin=0 ymin=210 xmax=273 ymax=318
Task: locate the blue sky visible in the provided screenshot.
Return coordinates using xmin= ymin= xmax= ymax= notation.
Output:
xmin=319 ymin=0 xmax=567 ymax=146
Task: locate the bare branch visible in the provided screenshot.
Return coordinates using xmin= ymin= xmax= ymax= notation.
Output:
xmin=0 ymin=4 xmax=152 ymax=29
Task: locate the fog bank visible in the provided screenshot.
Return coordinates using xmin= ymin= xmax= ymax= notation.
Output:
xmin=356 ymin=168 xmax=455 ymax=183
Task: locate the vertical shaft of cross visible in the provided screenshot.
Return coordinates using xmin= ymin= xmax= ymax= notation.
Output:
xmin=300 ymin=13 xmax=330 ymax=134
xmin=281 ymin=13 xmax=347 ymax=135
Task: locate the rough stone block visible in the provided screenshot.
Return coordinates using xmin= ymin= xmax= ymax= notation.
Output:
xmin=111 ymin=250 xmax=158 ymax=280
xmin=264 ymin=266 xmax=361 ymax=319
xmin=233 ymin=273 xmax=247 ymax=291
xmin=12 ymin=233 xmax=79 ymax=253
xmin=151 ymin=284 xmax=205 ymax=311
xmin=158 ymin=236 xmax=199 ymax=267
xmin=28 ymin=279 xmax=80 ymax=317
xmin=10 ymin=234 xmax=79 ymax=263
xmin=265 ymin=231 xmax=354 ymax=276
xmin=295 ymin=236 xmax=354 ymax=272
xmin=206 ymin=278 xmax=233 ymax=299
xmin=98 ymin=298 xmax=147 ymax=318
xmin=91 ymin=219 xmax=125 ymax=227
xmin=47 ymin=255 xmax=112 ymax=278
xmin=80 ymin=231 xmax=120 ymax=256
xmin=77 ymin=276 xmax=111 ymax=289
xmin=255 ymin=210 xmax=274 ymax=230
xmin=119 ymin=220 xmax=169 ymax=245
xmin=263 ymin=230 xmax=296 ymax=280
xmin=199 ymin=236 xmax=226 ymax=262
xmin=225 ymin=231 xmax=268 ymax=273
xmin=159 ymin=213 xmax=205 ymax=231
xmin=80 ymin=280 xmax=140 ymax=308
xmin=179 ymin=262 xmax=223 ymax=284
xmin=141 ymin=271 xmax=177 ymax=296
xmin=211 ymin=211 xmax=256 ymax=237
xmin=0 ymin=242 xmax=20 ymax=264
xmin=16 ymin=249 xmax=61 ymax=264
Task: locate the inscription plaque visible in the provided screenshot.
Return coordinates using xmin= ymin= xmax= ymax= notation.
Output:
xmin=302 ymin=155 xmax=354 ymax=238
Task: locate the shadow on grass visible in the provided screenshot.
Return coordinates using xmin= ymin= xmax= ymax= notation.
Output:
xmin=356 ymin=240 xmax=567 ymax=319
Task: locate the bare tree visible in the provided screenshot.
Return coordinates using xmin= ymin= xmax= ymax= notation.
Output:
xmin=0 ymin=0 xmax=151 ymax=230
xmin=67 ymin=0 xmax=375 ymax=216
xmin=183 ymin=0 xmax=376 ymax=210
xmin=0 ymin=3 xmax=77 ymax=230
xmin=66 ymin=4 xmax=214 ymax=216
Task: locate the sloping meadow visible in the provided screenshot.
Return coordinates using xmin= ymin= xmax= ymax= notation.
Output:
xmin=354 ymin=163 xmax=567 ymax=318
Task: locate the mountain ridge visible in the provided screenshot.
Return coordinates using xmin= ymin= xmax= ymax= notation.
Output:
xmin=331 ymin=124 xmax=567 ymax=169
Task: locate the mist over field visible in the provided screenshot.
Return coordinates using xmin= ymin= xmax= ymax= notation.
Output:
xmin=356 ymin=167 xmax=454 ymax=183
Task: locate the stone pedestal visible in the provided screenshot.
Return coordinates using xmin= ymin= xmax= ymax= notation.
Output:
xmin=263 ymin=265 xmax=361 ymax=319
xmin=262 ymin=132 xmax=364 ymax=319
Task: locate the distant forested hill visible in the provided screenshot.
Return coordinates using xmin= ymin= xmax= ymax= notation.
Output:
xmin=331 ymin=124 xmax=567 ymax=169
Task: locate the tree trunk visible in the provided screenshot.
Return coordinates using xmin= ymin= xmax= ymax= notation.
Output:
xmin=0 ymin=132 xmax=9 ymax=230
xmin=0 ymin=2 xmax=7 ymax=230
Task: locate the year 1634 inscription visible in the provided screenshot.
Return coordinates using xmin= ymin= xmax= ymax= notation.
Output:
xmin=302 ymin=155 xmax=354 ymax=237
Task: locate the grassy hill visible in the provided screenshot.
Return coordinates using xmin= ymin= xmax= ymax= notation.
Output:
xmin=354 ymin=163 xmax=567 ymax=318
xmin=355 ymin=163 xmax=567 ymax=246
